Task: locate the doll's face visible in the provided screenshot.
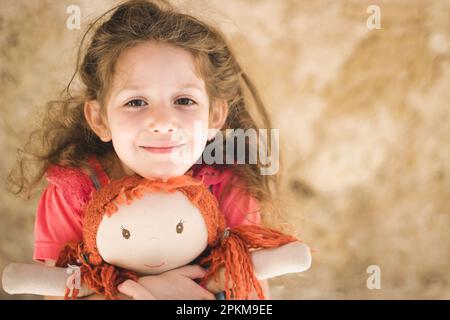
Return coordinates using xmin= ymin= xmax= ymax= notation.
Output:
xmin=96 ymin=191 xmax=209 ymax=274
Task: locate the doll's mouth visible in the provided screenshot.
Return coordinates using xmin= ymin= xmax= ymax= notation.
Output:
xmin=144 ymin=261 xmax=165 ymax=268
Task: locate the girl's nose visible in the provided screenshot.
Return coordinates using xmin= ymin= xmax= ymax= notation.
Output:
xmin=146 ymin=105 xmax=177 ymax=134
xmin=148 ymin=125 xmax=174 ymax=134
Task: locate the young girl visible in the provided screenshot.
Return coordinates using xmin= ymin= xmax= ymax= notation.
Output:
xmin=8 ymin=0 xmax=284 ymax=299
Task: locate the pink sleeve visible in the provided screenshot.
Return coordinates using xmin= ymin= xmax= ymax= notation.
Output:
xmin=33 ymin=183 xmax=83 ymax=262
xmin=215 ymin=171 xmax=262 ymax=228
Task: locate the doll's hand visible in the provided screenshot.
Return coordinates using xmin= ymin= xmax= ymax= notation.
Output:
xmin=118 ymin=265 xmax=215 ymax=300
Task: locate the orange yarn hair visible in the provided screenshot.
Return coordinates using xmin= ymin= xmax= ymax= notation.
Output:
xmin=56 ymin=173 xmax=299 ymax=300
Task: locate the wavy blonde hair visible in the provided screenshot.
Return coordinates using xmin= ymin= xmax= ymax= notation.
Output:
xmin=7 ymin=0 xmax=287 ymax=229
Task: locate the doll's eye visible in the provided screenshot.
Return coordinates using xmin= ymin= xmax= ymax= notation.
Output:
xmin=176 ymin=220 xmax=184 ymax=234
xmin=121 ymin=226 xmax=131 ymax=239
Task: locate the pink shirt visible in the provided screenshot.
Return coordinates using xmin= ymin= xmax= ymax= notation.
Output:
xmin=33 ymin=155 xmax=261 ymax=262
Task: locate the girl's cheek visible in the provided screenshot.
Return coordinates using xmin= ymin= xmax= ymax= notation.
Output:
xmin=110 ymin=107 xmax=209 ymax=137
xmin=111 ymin=111 xmax=143 ymax=131
xmin=183 ymin=109 xmax=209 ymax=129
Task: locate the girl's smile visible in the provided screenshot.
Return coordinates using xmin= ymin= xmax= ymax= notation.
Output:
xmin=140 ymin=144 xmax=186 ymax=154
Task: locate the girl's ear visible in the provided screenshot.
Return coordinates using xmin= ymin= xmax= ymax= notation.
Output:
xmin=208 ymin=99 xmax=228 ymax=141
xmin=84 ymin=100 xmax=112 ymax=142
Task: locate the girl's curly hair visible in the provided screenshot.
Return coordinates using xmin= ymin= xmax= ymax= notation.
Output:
xmin=7 ymin=0 xmax=286 ymax=229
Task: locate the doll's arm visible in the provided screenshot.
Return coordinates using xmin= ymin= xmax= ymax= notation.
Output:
xmin=251 ymin=242 xmax=312 ymax=280
xmin=2 ymin=263 xmax=93 ymax=297
xmin=206 ymin=242 xmax=312 ymax=294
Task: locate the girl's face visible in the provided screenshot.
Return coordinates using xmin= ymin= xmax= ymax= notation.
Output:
xmin=99 ymin=41 xmax=219 ymax=179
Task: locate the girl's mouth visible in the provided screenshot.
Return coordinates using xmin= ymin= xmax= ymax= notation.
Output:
xmin=144 ymin=261 xmax=165 ymax=268
xmin=140 ymin=144 xmax=185 ymax=154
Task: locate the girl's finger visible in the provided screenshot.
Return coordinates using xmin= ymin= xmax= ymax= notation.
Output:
xmin=177 ymin=265 xmax=207 ymax=279
xmin=199 ymin=289 xmax=216 ymax=300
xmin=117 ymin=280 xmax=156 ymax=300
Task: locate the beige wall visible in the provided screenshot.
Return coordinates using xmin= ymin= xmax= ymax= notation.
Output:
xmin=0 ymin=0 xmax=449 ymax=299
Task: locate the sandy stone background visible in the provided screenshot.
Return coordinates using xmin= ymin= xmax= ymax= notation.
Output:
xmin=0 ymin=0 xmax=449 ymax=299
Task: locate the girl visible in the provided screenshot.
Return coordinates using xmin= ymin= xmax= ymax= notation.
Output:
xmin=8 ymin=0 xmax=285 ymax=299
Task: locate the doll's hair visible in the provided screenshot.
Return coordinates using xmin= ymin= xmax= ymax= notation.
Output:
xmin=8 ymin=0 xmax=287 ymax=231
xmin=56 ymin=174 xmax=298 ymax=299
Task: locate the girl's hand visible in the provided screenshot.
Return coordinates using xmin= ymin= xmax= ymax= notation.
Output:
xmin=77 ymin=292 xmax=132 ymax=300
xmin=204 ymin=266 xmax=271 ymax=299
xmin=116 ymin=281 xmax=155 ymax=300
xmin=118 ymin=265 xmax=216 ymax=300
xmin=204 ymin=266 xmax=226 ymax=294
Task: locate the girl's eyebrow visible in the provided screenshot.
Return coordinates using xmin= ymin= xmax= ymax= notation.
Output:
xmin=118 ymin=82 xmax=204 ymax=92
xmin=176 ymin=83 xmax=204 ymax=91
xmin=114 ymin=82 xmax=204 ymax=101
xmin=114 ymin=86 xmax=146 ymax=101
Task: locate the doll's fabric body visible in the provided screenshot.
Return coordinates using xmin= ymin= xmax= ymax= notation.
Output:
xmin=33 ymin=155 xmax=261 ymax=262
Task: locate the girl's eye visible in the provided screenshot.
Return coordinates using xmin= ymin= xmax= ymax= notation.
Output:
xmin=176 ymin=220 xmax=184 ymax=234
xmin=125 ymin=99 xmax=147 ymax=108
xmin=121 ymin=226 xmax=131 ymax=239
xmin=175 ymin=98 xmax=196 ymax=106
